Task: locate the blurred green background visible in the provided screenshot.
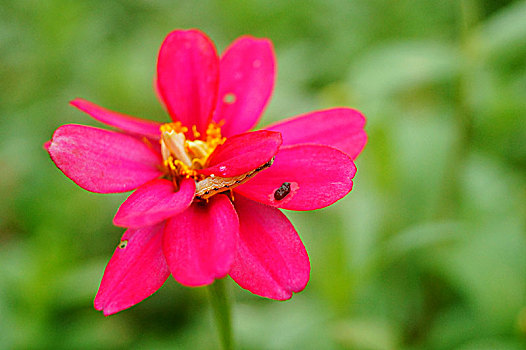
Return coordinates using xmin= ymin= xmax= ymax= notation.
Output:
xmin=1 ymin=0 xmax=526 ymax=349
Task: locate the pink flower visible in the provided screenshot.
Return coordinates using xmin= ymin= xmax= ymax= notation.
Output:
xmin=46 ymin=29 xmax=367 ymax=315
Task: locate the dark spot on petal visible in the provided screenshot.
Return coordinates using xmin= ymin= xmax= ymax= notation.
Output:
xmin=274 ymin=182 xmax=291 ymax=201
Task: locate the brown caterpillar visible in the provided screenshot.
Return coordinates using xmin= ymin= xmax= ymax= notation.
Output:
xmin=195 ymin=158 xmax=274 ymax=200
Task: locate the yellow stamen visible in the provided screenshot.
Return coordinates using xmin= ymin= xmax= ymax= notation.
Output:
xmin=161 ymin=126 xmax=193 ymax=167
xmin=160 ymin=121 xmax=188 ymax=134
xmin=159 ymin=121 xmax=226 ymax=186
xmin=186 ymin=140 xmax=209 ymax=160
xmin=191 ymin=125 xmax=201 ymax=139
xmin=205 ymin=121 xmax=226 ymax=150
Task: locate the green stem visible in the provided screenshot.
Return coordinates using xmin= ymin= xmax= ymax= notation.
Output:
xmin=435 ymin=0 xmax=480 ymax=220
xmin=208 ymin=278 xmax=234 ymax=350
xmin=457 ymin=0 xmax=479 ymax=143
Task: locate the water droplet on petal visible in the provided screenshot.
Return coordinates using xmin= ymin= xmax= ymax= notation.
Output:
xmin=219 ymin=165 xmax=227 ymax=173
xmin=223 ymin=93 xmax=236 ymax=104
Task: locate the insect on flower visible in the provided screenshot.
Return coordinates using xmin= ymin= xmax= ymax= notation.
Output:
xmin=274 ymin=182 xmax=291 ymax=201
xmin=195 ymin=158 xmax=274 ymax=200
xmin=45 ymin=29 xmax=367 ymax=315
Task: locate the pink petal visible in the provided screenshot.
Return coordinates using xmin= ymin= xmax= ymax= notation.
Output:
xmin=70 ymin=98 xmax=162 ymax=139
xmin=163 ymin=194 xmax=239 ymax=286
xmin=114 ymin=178 xmax=195 ymax=228
xmin=153 ymin=76 xmax=166 ymax=111
xmin=265 ymin=108 xmax=367 ymax=159
xmin=229 ymin=195 xmax=310 ymax=300
xmin=47 ymin=124 xmax=162 ymax=193
xmin=235 ymin=144 xmax=356 ymax=210
xmin=213 ymin=36 xmax=275 ymax=137
xmin=94 ymin=223 xmax=169 ymax=316
xmin=157 ymin=29 xmax=219 ymax=135
xmin=199 ymin=130 xmax=282 ymax=177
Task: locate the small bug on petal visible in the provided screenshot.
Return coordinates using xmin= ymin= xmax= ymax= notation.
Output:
xmin=274 ymin=182 xmax=291 ymax=201
xmin=118 ymin=240 xmax=128 ymax=249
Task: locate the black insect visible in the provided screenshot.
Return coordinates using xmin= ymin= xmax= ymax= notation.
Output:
xmin=274 ymin=182 xmax=291 ymax=201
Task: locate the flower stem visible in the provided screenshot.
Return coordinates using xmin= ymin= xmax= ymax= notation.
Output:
xmin=208 ymin=278 xmax=234 ymax=350
xmin=435 ymin=0 xmax=480 ymax=220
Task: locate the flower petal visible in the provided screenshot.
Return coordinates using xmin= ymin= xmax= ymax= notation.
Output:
xmin=94 ymin=223 xmax=169 ymax=316
xmin=213 ymin=36 xmax=275 ymax=137
xmin=199 ymin=130 xmax=282 ymax=177
xmin=70 ymin=98 xmax=162 ymax=139
xmin=157 ymin=29 xmax=219 ymax=135
xmin=229 ymin=195 xmax=310 ymax=300
xmin=234 ymin=144 xmax=356 ymax=210
xmin=153 ymin=76 xmax=167 ymax=111
xmin=114 ymin=178 xmax=195 ymax=228
xmin=163 ymin=194 xmax=239 ymax=286
xmin=47 ymin=124 xmax=162 ymax=193
xmin=265 ymin=108 xmax=367 ymax=159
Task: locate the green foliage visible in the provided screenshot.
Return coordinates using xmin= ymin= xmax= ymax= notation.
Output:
xmin=1 ymin=0 xmax=525 ymax=349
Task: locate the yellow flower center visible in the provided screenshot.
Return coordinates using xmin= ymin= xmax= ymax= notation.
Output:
xmin=160 ymin=121 xmax=274 ymax=201
xmin=160 ymin=121 xmax=226 ymax=183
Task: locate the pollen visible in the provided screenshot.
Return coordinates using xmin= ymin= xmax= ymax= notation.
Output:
xmin=159 ymin=121 xmax=225 ymax=186
xmin=160 ymin=121 xmax=188 ymax=135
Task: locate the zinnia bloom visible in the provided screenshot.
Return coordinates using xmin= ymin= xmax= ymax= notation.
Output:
xmin=46 ymin=29 xmax=366 ymax=315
